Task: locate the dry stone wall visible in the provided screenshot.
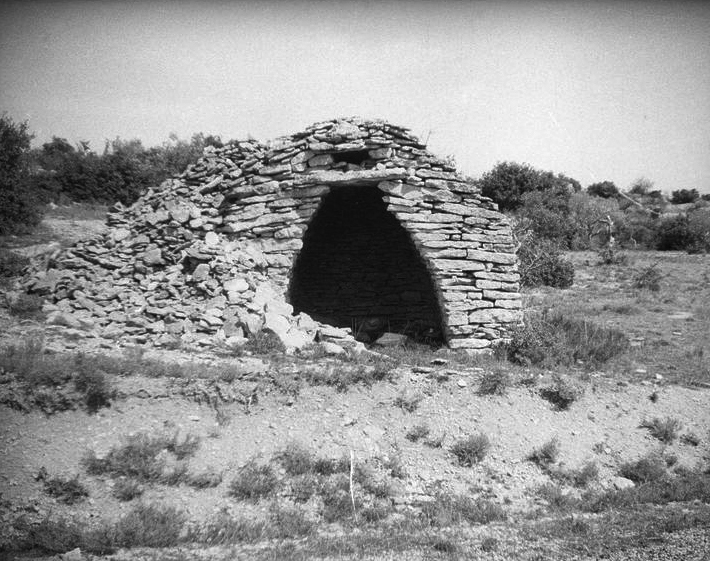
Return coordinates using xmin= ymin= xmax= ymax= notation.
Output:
xmin=23 ymin=118 xmax=521 ymax=351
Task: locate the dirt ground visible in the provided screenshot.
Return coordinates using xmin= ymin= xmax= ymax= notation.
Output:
xmin=0 ymin=209 xmax=709 ymax=560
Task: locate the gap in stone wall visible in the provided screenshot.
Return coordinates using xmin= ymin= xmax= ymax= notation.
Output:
xmin=287 ymin=184 xmax=444 ymax=344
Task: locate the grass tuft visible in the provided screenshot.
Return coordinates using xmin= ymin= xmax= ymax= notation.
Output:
xmin=618 ymin=454 xmax=668 ymax=484
xmin=477 ymin=369 xmax=511 ymax=396
xmin=540 ymin=374 xmax=583 ymax=410
xmin=450 ymin=434 xmax=490 ymax=467
xmin=640 ymin=416 xmax=682 ymax=443
xmin=405 ymin=424 xmax=430 ymax=443
xmin=112 ymin=479 xmax=144 ymax=501
xmin=527 ymin=438 xmax=560 ymax=467
xmin=43 ymin=474 xmax=89 ymax=505
xmin=228 ymin=461 xmax=279 ymax=502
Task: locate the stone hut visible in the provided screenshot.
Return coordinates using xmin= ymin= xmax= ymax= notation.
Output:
xmin=25 ymin=118 xmax=521 ymax=351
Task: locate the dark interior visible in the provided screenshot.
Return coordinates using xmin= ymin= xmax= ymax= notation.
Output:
xmin=288 ymin=185 xmax=444 ymax=343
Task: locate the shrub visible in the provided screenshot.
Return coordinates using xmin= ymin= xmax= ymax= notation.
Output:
xmin=393 ymin=391 xmax=422 ymax=412
xmin=112 ymin=479 xmax=144 ymax=501
xmin=670 ymin=189 xmax=700 ymax=204
xmin=243 ymin=330 xmax=286 ymax=355
xmin=656 ymin=216 xmax=692 ymax=250
xmin=477 ymin=370 xmax=511 ymax=396
xmin=406 ymin=424 xmax=430 ymax=443
xmin=498 ymin=312 xmax=628 ymax=368
xmin=7 ymin=293 xmax=45 ymax=319
xmin=276 ymin=442 xmax=313 ymax=476
xmin=112 ymin=503 xmax=187 ymax=548
xmin=633 ymin=263 xmax=662 ymax=291
xmin=420 ymin=492 xmax=506 ymax=525
xmin=199 ymin=512 xmax=268 ymax=545
xmin=640 ymin=417 xmax=682 ymax=443
xmin=0 ymin=249 xmax=30 ymax=279
xmin=536 ymin=483 xmax=579 ymax=510
xmin=571 ymin=461 xmax=599 ymax=487
xmin=477 ymin=161 xmax=580 ymax=212
xmin=597 ymin=245 xmax=627 ymax=265
xmin=517 ymin=234 xmax=574 ymax=288
xmin=528 ymin=438 xmax=560 ymax=467
xmin=0 ymin=114 xmax=43 ymax=234
xmin=228 ymin=461 xmax=279 ymax=502
xmin=540 ymin=374 xmax=584 ymax=410
xmin=450 ymin=434 xmax=490 ymax=467
xmin=681 ymin=432 xmax=701 ymax=446
xmin=82 ymin=431 xmax=200 ymax=483
xmin=587 ymin=181 xmax=619 ymax=198
xmin=619 ymin=454 xmax=667 ymax=484
xmin=268 ymin=504 xmax=314 ymax=538
xmin=291 ymin=473 xmax=320 ymax=503
xmin=43 ymin=475 xmax=89 ymax=504
xmin=73 ymin=369 xmax=115 ymax=412
xmin=313 ymin=456 xmax=350 ymax=476
xmin=186 ymin=470 xmax=222 ymax=489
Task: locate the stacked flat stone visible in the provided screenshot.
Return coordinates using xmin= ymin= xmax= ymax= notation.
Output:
xmin=23 ymin=117 xmax=521 ymax=350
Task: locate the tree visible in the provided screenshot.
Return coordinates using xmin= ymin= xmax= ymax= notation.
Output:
xmin=0 ymin=114 xmax=43 ymax=234
xmin=629 ymin=177 xmax=654 ymax=196
xmin=567 ymin=192 xmax=621 ymax=248
xmin=670 ymin=188 xmax=700 ymax=204
xmin=477 ymin=161 xmax=580 ymax=211
xmin=516 ymin=187 xmax=575 ymax=246
xmin=587 ymin=181 xmax=619 ymax=198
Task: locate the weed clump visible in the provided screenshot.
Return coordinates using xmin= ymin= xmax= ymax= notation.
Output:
xmin=633 ymin=263 xmax=662 ymax=291
xmin=498 ymin=312 xmax=628 ymax=368
xmin=228 ymin=461 xmax=279 ymax=502
xmin=393 ymin=391 xmax=422 ymax=413
xmin=518 ymin=235 xmax=575 ymax=288
xmin=43 ymin=475 xmax=89 ymax=505
xmin=405 ymin=424 xmax=430 ymax=443
xmin=477 ymin=369 xmax=511 ymax=396
xmin=619 ymin=454 xmax=668 ymax=484
xmin=421 ymin=492 xmax=506 ymax=525
xmin=112 ymin=479 xmax=144 ymax=501
xmin=540 ymin=374 xmax=584 ymax=410
xmin=112 ymin=503 xmax=187 ymax=548
xmin=8 ymin=293 xmax=44 ymax=319
xmin=450 ymin=434 xmax=490 ymax=467
xmin=82 ymin=431 xmax=200 ymax=484
xmin=640 ymin=416 xmax=682 ymax=443
xmin=73 ymin=369 xmax=115 ymax=412
xmin=528 ymin=438 xmax=560 ymax=467
xmin=276 ymin=442 xmax=314 ymax=476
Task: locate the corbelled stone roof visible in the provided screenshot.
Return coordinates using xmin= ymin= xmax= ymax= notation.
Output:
xmin=23 ymin=118 xmax=521 ymax=352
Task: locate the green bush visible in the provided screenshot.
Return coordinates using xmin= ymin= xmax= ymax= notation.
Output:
xmin=477 ymin=161 xmax=580 ymax=212
xmin=112 ymin=503 xmax=187 ymax=548
xmin=0 ymin=115 xmax=43 ymax=234
xmin=640 ymin=417 xmax=682 ymax=444
xmin=670 ymin=189 xmax=700 ymax=204
xmin=477 ymin=370 xmax=511 ymax=396
xmin=450 ymin=434 xmax=490 ymax=467
xmin=498 ymin=312 xmax=628 ymax=368
xmin=587 ymin=181 xmax=619 ymax=198
xmin=228 ymin=461 xmax=279 ymax=502
xmin=0 ymin=249 xmax=30 ymax=278
xmin=528 ymin=438 xmax=560 ymax=467
xmin=619 ymin=454 xmax=667 ymax=484
xmin=517 ymin=234 xmax=574 ymax=288
xmin=43 ymin=474 xmax=89 ymax=504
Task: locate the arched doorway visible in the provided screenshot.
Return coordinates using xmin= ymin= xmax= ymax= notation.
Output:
xmin=288 ymin=185 xmax=444 ymax=343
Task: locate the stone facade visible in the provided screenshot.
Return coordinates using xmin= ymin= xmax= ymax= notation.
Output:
xmin=24 ymin=118 xmax=521 ymax=350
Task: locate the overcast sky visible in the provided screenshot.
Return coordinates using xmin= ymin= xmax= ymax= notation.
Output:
xmin=2 ymin=0 xmax=709 ymax=193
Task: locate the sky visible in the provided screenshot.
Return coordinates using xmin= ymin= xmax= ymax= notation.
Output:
xmin=1 ymin=0 xmax=709 ymax=193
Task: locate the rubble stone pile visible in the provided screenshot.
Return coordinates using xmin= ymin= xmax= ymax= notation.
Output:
xmin=22 ymin=118 xmax=521 ymax=351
